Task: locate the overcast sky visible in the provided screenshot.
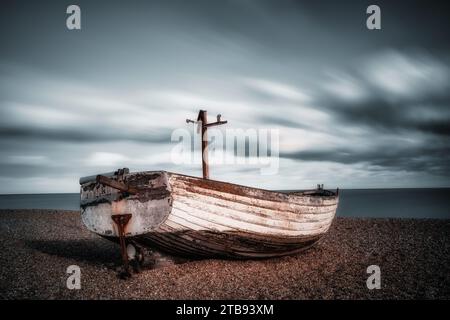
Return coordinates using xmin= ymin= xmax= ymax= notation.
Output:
xmin=1 ymin=0 xmax=449 ymax=193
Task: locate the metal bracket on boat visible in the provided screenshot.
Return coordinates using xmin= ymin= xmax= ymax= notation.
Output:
xmin=112 ymin=213 xmax=133 ymax=279
xmin=115 ymin=168 xmax=128 ymax=183
xmin=96 ymin=175 xmax=138 ymax=195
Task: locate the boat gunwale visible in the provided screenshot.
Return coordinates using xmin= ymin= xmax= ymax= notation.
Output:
xmin=165 ymin=171 xmax=338 ymax=199
xmin=171 ymin=181 xmax=338 ymax=209
xmin=79 ymin=169 xmax=338 ymax=203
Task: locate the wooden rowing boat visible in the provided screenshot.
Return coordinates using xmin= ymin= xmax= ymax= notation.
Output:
xmin=79 ymin=110 xmax=338 ymax=274
xmin=80 ymin=169 xmax=338 ymax=259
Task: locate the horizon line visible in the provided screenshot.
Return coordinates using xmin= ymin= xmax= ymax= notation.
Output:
xmin=1 ymin=186 xmax=450 ymax=196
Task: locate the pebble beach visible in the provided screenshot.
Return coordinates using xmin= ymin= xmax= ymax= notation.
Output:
xmin=0 ymin=209 xmax=449 ymax=299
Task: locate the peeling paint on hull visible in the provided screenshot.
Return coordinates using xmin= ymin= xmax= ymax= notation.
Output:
xmin=80 ymin=171 xmax=338 ymax=258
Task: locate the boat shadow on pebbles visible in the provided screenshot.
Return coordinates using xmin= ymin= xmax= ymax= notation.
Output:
xmin=24 ymin=238 xmax=192 ymax=273
xmin=25 ymin=239 xmax=121 ymax=270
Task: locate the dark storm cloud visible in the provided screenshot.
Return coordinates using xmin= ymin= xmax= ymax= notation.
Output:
xmin=0 ymin=126 xmax=172 ymax=144
xmin=301 ymin=0 xmax=450 ymax=48
xmin=256 ymin=115 xmax=310 ymax=129
xmin=415 ymin=121 xmax=450 ymax=136
xmin=319 ymin=96 xmax=450 ymax=136
xmin=0 ymin=163 xmax=58 ymax=179
xmin=281 ymin=143 xmax=450 ymax=176
xmin=318 ymin=51 xmax=450 ymax=134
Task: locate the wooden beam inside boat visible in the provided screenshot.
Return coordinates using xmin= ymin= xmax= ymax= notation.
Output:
xmin=96 ymin=175 xmax=138 ymax=194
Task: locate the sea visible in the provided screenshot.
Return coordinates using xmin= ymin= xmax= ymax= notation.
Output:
xmin=0 ymin=189 xmax=449 ymax=219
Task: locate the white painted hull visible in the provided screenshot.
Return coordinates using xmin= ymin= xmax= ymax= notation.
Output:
xmin=80 ymin=171 xmax=338 ymax=258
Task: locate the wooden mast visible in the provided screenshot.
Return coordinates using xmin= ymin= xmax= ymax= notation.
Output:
xmin=198 ymin=110 xmax=209 ymax=179
xmin=187 ymin=110 xmax=227 ymax=179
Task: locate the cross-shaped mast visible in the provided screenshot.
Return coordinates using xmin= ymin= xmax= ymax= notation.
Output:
xmin=187 ymin=110 xmax=227 ymax=179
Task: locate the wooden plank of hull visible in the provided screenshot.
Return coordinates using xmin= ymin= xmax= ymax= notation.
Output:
xmin=136 ymin=232 xmax=321 ymax=259
xmin=80 ymin=172 xmax=172 ymax=237
xmin=79 ymin=171 xmax=338 ymax=258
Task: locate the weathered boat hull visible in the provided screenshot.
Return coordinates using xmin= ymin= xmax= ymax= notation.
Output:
xmin=80 ymin=171 xmax=338 ymax=259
